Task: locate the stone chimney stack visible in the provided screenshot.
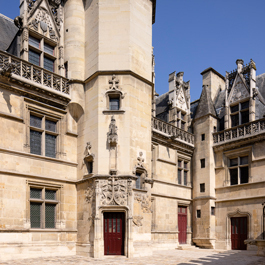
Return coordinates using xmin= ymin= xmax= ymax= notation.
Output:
xmin=168 ymin=71 xmax=176 ymax=92
xmin=236 ymin=59 xmax=244 ymax=73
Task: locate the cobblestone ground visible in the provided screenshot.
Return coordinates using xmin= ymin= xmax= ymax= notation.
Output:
xmin=0 ymin=249 xmax=264 ymax=265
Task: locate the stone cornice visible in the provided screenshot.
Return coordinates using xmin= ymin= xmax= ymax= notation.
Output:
xmin=84 ymin=70 xmax=154 ymax=88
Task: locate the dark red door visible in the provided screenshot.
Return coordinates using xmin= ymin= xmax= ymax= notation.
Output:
xmin=178 ymin=206 xmax=187 ymax=244
xmin=231 ymin=217 xmax=247 ymax=250
xmin=104 ymin=212 xmax=125 ymax=255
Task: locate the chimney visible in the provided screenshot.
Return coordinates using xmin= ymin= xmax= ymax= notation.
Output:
xmin=168 ymin=71 xmax=176 ymax=92
xmin=176 ymin=72 xmax=184 ymax=84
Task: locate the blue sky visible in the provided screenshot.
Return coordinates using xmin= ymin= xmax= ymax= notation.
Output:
xmin=1 ymin=0 xmax=265 ymax=101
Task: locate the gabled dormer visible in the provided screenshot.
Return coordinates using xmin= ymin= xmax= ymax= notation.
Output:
xmin=168 ymin=71 xmax=191 ymax=131
xmin=18 ymin=0 xmax=65 ymax=76
xmin=224 ymin=59 xmax=256 ymax=129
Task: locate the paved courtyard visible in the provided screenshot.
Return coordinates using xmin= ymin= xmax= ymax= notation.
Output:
xmin=0 ymin=249 xmax=264 ymax=265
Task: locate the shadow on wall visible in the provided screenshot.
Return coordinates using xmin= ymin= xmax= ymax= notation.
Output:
xmin=1 ymin=90 xmax=12 ymax=113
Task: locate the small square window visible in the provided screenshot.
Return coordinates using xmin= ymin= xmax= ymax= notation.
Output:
xmin=109 ymin=97 xmax=120 ymax=110
xmin=201 ymin=134 xmax=205 ymax=141
xmin=211 ymin=207 xmax=215 ymax=216
xmin=200 ymin=183 xmax=205 ymax=193
xmin=197 ymin=210 xmax=201 ymax=218
xmin=200 ymin=159 xmax=205 ymax=168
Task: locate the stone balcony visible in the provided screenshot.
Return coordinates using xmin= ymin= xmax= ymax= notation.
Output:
xmin=152 ymin=117 xmax=194 ymax=147
xmin=0 ymin=51 xmax=69 ymax=95
xmin=213 ymin=118 xmax=265 ymax=146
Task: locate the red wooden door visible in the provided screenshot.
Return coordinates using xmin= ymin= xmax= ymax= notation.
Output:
xmin=104 ymin=212 xmax=125 ymax=255
xmin=231 ymin=217 xmax=247 ymax=250
xmin=178 ymin=206 xmax=187 ymax=244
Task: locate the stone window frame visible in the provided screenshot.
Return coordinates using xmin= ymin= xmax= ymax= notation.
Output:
xmin=26 ymin=181 xmax=62 ymax=230
xmin=103 ymin=90 xmax=125 ymax=114
xmin=224 ymin=147 xmax=252 ymax=186
xmin=228 ymin=155 xmax=249 ymax=185
xmin=25 ymin=105 xmax=63 ymax=159
xmin=229 ymin=100 xmax=249 ymax=128
xmin=200 ymin=183 xmax=205 ymax=193
xmin=27 ymin=31 xmax=58 ymax=73
xmin=133 ymin=167 xmax=147 ymax=190
xmin=176 ymin=108 xmax=186 ymax=130
xmin=177 ymin=159 xmax=189 ymax=186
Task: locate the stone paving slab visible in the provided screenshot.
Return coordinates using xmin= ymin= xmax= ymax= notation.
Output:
xmin=0 ymin=249 xmax=264 ymax=265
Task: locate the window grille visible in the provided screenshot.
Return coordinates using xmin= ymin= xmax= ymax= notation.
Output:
xmin=30 ymin=187 xmax=58 ymax=229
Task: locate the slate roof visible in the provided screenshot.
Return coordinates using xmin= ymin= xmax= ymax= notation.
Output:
xmin=156 ymin=92 xmax=169 ymax=116
xmin=0 ymin=14 xmax=18 ymax=51
xmin=194 ymin=85 xmax=217 ymax=120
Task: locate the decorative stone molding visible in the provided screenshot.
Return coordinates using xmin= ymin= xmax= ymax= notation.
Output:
xmin=107 ymin=116 xmax=118 ymax=145
xmin=137 ymin=152 xmax=145 ymax=168
xmin=134 ymin=193 xmax=151 ymax=213
xmin=59 ymin=46 xmax=64 ymax=59
xmin=99 ymin=177 xmax=128 ymax=206
xmin=0 ymin=63 xmax=15 ymax=78
xmin=132 ymin=216 xmax=143 ymax=226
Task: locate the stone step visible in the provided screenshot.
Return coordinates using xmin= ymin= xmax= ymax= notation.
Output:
xmin=177 ymin=245 xmax=199 ymax=250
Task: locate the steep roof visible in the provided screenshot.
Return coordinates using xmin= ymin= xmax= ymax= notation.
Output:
xmin=194 ymin=85 xmax=217 ymax=120
xmin=0 ymin=14 xmax=18 ymax=51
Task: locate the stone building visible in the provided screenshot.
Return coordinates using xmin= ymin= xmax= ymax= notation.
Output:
xmin=0 ymin=0 xmax=265 ymax=261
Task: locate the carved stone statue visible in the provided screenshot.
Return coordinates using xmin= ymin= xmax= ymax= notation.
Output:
xmin=107 ymin=116 xmax=118 ymax=144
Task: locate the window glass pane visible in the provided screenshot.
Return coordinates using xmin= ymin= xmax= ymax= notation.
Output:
xmin=197 ymin=210 xmax=201 ymax=218
xmin=45 ymin=190 xmax=56 ymax=200
xmin=44 ymin=43 xmax=54 ymax=55
xmin=201 ymin=159 xmax=205 ymax=168
xmin=30 ymin=115 xmax=42 ymax=128
xmin=109 ymin=218 xmax=112 ymax=233
xmin=178 ymin=169 xmax=182 ymax=185
xmin=44 ymin=56 xmax=54 ymax=72
xmin=45 ymin=204 xmax=56 ymax=228
xmin=240 ymin=167 xmax=249 ymax=184
xmin=30 ymin=130 xmax=42 ymax=155
xmin=231 ymin=105 xmax=239 ymax=113
xmin=109 ymin=97 xmax=120 ymax=110
xmin=241 ymin=101 xmax=249 ymax=110
xmin=30 ymin=202 xmax=41 ymax=228
xmin=184 ymin=162 xmax=188 ymax=169
xmin=181 ymin=113 xmax=185 ymax=120
xmin=117 ymin=218 xmax=120 ymax=233
xmin=184 ymin=171 xmax=187 ymax=186
xmin=30 ymin=188 xmax=42 ymax=199
xmin=29 ymin=36 xmax=40 ymax=49
xmin=200 ymin=183 xmax=205 ymax=192
xmin=136 ymin=173 xmax=141 ymax=189
xmin=241 ymin=110 xmax=249 ymax=124
xmin=240 ymin=156 xmax=248 ymax=165
xmin=45 ymin=119 xmax=56 ymax=132
xmin=87 ymin=161 xmax=93 ymax=174
xmin=45 ymin=134 xmax=56 ymax=158
xmin=211 ymin=207 xmax=215 ymax=216
xmin=178 ymin=160 xmax=182 ymax=167
xmin=113 ymin=218 xmax=116 ymax=233
xmin=230 ymin=168 xmax=238 ymax=185
xmin=28 ymin=49 xmax=40 ymax=66
xmin=230 ymin=158 xmax=238 ymax=167
xmin=231 ymin=114 xmax=239 ymax=127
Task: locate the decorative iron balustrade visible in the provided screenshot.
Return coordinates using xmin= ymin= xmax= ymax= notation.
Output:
xmin=213 ymin=118 xmax=265 ymax=145
xmin=152 ymin=117 xmax=194 ymax=145
xmin=0 ymin=51 xmax=69 ymax=95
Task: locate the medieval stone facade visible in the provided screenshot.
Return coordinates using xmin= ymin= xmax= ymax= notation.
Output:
xmin=0 ymin=0 xmax=265 ymax=261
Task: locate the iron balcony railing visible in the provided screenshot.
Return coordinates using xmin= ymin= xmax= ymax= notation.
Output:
xmin=0 ymin=51 xmax=69 ymax=95
xmin=152 ymin=117 xmax=194 ymax=145
xmin=213 ymin=118 xmax=265 ymax=145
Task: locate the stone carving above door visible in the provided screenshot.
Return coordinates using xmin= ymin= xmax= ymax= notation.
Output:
xmin=99 ymin=177 xmax=128 ymax=206
xmin=134 ymin=193 xmax=152 ymax=213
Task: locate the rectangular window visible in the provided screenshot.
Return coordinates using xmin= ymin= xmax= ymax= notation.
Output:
xmin=28 ymin=49 xmax=40 ymax=66
xmin=29 ymin=35 xmax=40 ymax=49
xmin=178 ymin=169 xmax=182 ymax=185
xmin=135 ymin=172 xmax=141 ymax=189
xmin=229 ymin=156 xmax=249 ymax=185
xmin=197 ymin=210 xmax=201 ymax=218
xmin=211 ymin=207 xmax=215 ymax=216
xmin=30 ymin=187 xmax=58 ymax=229
xmin=184 ymin=171 xmax=187 ymax=186
xmin=44 ymin=56 xmax=54 ymax=72
xmin=200 ymin=183 xmax=205 ymax=193
xmin=230 ymin=101 xmax=249 ymax=127
xmin=109 ymin=97 xmax=120 ymax=111
xmin=44 ymin=43 xmax=54 ymax=55
xmin=201 ymin=159 xmax=205 ymax=168
xmin=201 ymin=134 xmax=205 ymax=141
xmin=30 ymin=114 xmax=58 ymax=158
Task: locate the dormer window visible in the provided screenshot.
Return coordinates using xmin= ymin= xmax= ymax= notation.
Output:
xmin=28 ymin=34 xmax=56 ymax=73
xmin=176 ymin=110 xmax=186 ymax=130
xmin=230 ymin=101 xmax=249 ymax=127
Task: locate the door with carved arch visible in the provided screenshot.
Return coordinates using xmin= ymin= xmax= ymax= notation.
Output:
xmin=231 ymin=217 xmax=247 ymax=250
